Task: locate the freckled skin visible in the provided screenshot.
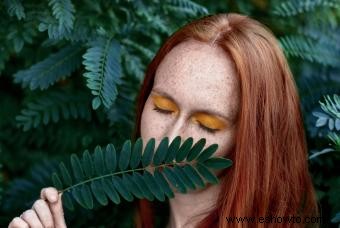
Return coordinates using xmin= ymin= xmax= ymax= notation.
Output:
xmin=140 ymin=39 xmax=240 ymax=159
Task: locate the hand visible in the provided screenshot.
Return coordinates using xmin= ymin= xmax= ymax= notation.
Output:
xmin=8 ymin=187 xmax=67 ymax=228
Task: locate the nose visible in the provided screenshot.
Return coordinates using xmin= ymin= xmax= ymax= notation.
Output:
xmin=165 ymin=116 xmax=188 ymax=144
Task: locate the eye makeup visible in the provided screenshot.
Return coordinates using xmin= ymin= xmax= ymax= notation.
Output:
xmin=191 ymin=112 xmax=227 ymax=131
xmin=151 ymin=92 xmax=228 ymax=134
xmin=151 ymin=94 xmax=179 ymax=114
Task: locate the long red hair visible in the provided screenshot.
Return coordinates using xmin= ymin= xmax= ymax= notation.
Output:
xmin=132 ymin=13 xmax=319 ymax=228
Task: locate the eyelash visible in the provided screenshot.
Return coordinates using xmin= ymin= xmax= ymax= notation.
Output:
xmin=153 ymin=106 xmax=173 ymax=114
xmin=153 ymin=106 xmax=218 ymax=134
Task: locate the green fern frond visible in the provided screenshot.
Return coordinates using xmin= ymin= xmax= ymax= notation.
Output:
xmin=82 ymin=37 xmax=123 ymax=110
xmin=51 ymin=137 xmax=233 ymax=210
xmin=15 ymin=90 xmax=91 ymax=131
xmin=164 ymin=0 xmax=208 ymax=16
xmin=122 ymin=39 xmax=155 ymax=60
xmin=320 ymin=94 xmax=340 ymax=119
xmin=48 ymin=0 xmax=75 ymax=32
xmin=272 ymin=0 xmax=339 ymax=17
xmin=279 ymin=35 xmax=340 ymax=66
xmin=4 ymin=0 xmax=25 ymax=20
xmin=13 ymin=44 xmax=83 ymax=90
xmin=313 ymin=94 xmax=340 ymax=131
xmin=328 ymin=132 xmax=340 ymax=150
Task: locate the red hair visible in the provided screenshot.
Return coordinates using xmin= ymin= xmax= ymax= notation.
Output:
xmin=132 ymin=13 xmax=319 ymax=228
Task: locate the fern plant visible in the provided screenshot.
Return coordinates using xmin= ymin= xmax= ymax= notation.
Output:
xmin=15 ymin=90 xmax=91 ymax=131
xmin=272 ymin=0 xmax=339 ymax=17
xmin=51 ymin=136 xmax=232 ymax=211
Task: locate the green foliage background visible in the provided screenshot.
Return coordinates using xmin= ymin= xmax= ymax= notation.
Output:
xmin=0 ymin=0 xmax=339 ymax=227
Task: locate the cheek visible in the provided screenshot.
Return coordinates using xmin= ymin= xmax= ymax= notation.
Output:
xmin=140 ymin=99 xmax=168 ymax=142
xmin=205 ymin=128 xmax=236 ymax=158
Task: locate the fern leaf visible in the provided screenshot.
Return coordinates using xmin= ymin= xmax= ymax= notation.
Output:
xmin=279 ymin=35 xmax=340 ymax=67
xmin=132 ymin=172 xmax=155 ymax=201
xmin=15 ymin=90 xmax=91 ymax=131
xmin=176 ymin=137 xmax=193 ymax=162
xmin=313 ymin=94 xmax=340 ymax=131
xmin=51 ymin=137 xmax=233 ymax=211
xmin=272 ymin=0 xmax=340 ymax=17
xmin=320 ymin=94 xmax=340 ymax=119
xmin=48 ymin=0 xmax=75 ymax=32
xmin=119 ymin=141 xmax=132 ymax=171
xmin=122 ymin=174 xmax=143 ymax=199
xmin=130 ymin=138 xmax=143 ymax=169
xmin=4 ymin=0 xmax=25 ymax=20
xmin=14 ymin=44 xmax=83 ymax=90
xmin=141 ymin=138 xmax=156 ymax=167
xmin=122 ymin=39 xmax=154 ymax=60
xmin=164 ymin=0 xmax=208 ymax=16
xmin=153 ymin=137 xmax=169 ymax=165
xmin=164 ymin=136 xmax=181 ymax=163
xmin=82 ymin=37 xmax=123 ymax=110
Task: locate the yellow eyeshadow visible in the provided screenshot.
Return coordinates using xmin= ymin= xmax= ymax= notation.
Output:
xmin=152 ymin=94 xmax=179 ymax=112
xmin=192 ymin=113 xmax=227 ymax=130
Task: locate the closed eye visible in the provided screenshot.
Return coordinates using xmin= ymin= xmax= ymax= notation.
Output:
xmin=153 ymin=106 xmax=173 ymax=114
xmin=197 ymin=122 xmax=219 ymax=134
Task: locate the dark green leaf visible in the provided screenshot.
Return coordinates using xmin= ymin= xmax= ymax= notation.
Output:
xmin=70 ymin=154 xmax=85 ymax=182
xmin=173 ymin=165 xmax=195 ymax=190
xmin=91 ymin=180 xmax=108 ymax=206
xmin=196 ymin=163 xmax=218 ymax=184
xmin=52 ymin=173 xmax=63 ymax=190
xmin=105 ymin=144 xmax=116 ymax=172
xmin=164 ymin=136 xmax=181 ymax=163
xmin=143 ymin=170 xmax=165 ymax=201
xmin=122 ymin=173 xmax=143 ymax=199
xmin=142 ymin=138 xmax=155 ymax=167
xmin=183 ymin=164 xmax=205 ymax=188
xmin=197 ymin=144 xmax=218 ymax=162
xmin=102 ymin=178 xmax=120 ymax=204
xmin=187 ymin=138 xmax=206 ymax=162
xmin=154 ymin=168 xmax=174 ymax=198
xmin=112 ymin=176 xmax=133 ymax=202
xmin=119 ymin=140 xmax=131 ymax=170
xmin=81 ymin=184 xmax=93 ymax=209
xmin=62 ymin=191 xmax=74 ymax=211
xmin=163 ymin=166 xmax=187 ymax=193
xmin=202 ymin=157 xmax=233 ymax=169
xmin=130 ymin=137 xmax=143 ymax=169
xmin=176 ymin=137 xmax=193 ymax=162
xmin=59 ymin=162 xmax=72 ymax=186
xmin=82 ymin=149 xmax=94 ymax=178
xmin=132 ymin=172 xmax=154 ymax=201
xmin=94 ymin=146 xmax=105 ymax=175
xmin=72 ymin=187 xmax=86 ymax=209
xmin=153 ymin=137 xmax=169 ymax=165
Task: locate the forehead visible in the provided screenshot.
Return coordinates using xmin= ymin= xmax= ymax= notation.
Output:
xmin=153 ymin=39 xmax=240 ymax=120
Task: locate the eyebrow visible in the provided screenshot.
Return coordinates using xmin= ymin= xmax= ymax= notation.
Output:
xmin=151 ymin=88 xmax=233 ymax=123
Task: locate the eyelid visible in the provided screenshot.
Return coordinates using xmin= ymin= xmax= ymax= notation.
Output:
xmin=152 ymin=94 xmax=179 ymax=112
xmin=197 ymin=122 xmax=219 ymax=134
xmin=192 ymin=113 xmax=227 ymax=130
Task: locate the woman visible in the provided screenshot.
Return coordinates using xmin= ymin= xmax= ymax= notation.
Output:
xmin=8 ymin=13 xmax=319 ymax=228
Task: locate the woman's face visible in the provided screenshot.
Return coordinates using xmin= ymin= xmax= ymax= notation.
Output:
xmin=140 ymin=39 xmax=240 ymax=158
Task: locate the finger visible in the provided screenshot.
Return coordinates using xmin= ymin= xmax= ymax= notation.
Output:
xmin=20 ymin=209 xmax=43 ymax=228
xmin=8 ymin=217 xmax=29 ymax=228
xmin=40 ymin=187 xmax=58 ymax=203
xmin=48 ymin=192 xmax=67 ymax=228
xmin=32 ymin=199 xmax=54 ymax=228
